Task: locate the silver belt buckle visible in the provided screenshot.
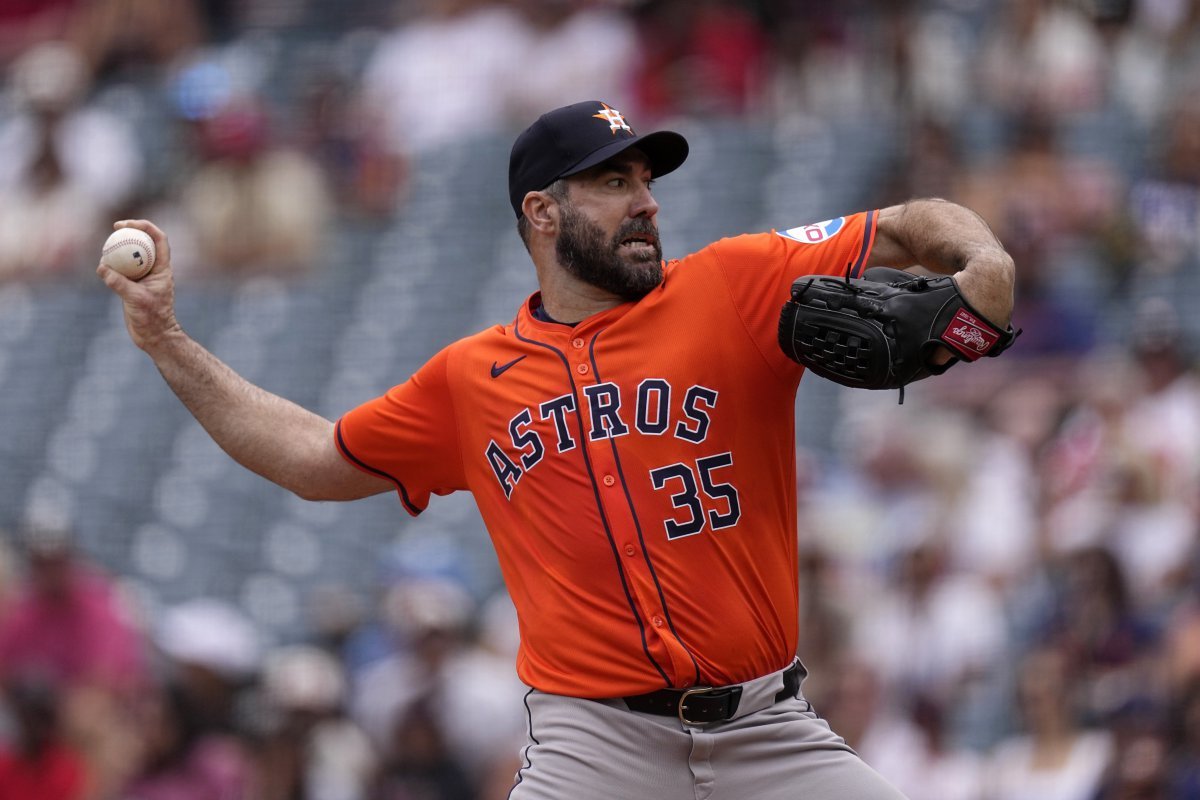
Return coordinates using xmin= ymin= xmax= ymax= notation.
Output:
xmin=677 ymin=686 xmax=714 ymax=726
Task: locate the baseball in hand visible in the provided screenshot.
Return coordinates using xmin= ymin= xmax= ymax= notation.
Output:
xmin=101 ymin=228 xmax=156 ymax=280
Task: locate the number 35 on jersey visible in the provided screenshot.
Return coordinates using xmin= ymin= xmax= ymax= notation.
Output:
xmin=484 ymin=379 xmax=743 ymax=540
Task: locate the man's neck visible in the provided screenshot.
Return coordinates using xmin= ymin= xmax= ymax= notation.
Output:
xmin=535 ymin=265 xmax=624 ymax=324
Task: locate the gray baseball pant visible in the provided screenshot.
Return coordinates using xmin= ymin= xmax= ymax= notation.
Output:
xmin=508 ymin=660 xmax=909 ymax=799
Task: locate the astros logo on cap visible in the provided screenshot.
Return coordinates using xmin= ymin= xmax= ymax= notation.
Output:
xmin=593 ymin=103 xmax=633 ymax=135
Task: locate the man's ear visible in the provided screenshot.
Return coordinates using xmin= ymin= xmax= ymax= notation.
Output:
xmin=522 ymin=191 xmax=559 ymax=236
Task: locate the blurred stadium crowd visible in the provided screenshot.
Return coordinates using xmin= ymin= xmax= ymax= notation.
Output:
xmin=1 ymin=0 xmax=1200 ymax=798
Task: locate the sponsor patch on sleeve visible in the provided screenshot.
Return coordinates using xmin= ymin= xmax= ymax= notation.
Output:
xmin=777 ymin=217 xmax=846 ymax=245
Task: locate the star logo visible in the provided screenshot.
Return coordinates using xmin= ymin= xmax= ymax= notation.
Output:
xmin=592 ymin=103 xmax=633 ymax=135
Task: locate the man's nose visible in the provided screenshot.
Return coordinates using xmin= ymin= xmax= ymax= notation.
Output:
xmin=631 ymin=183 xmax=659 ymax=219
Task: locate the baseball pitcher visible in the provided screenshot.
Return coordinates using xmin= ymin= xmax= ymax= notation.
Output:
xmin=98 ymin=100 xmax=1016 ymax=800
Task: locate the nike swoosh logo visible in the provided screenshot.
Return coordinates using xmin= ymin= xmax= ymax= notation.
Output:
xmin=490 ymin=355 xmax=526 ymax=378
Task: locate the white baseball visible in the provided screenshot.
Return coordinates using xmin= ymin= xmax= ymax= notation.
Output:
xmin=101 ymin=228 xmax=156 ymax=280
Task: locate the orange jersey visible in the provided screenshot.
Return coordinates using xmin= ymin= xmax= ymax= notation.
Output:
xmin=336 ymin=211 xmax=878 ymax=697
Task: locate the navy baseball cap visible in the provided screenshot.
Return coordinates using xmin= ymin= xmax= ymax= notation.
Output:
xmin=508 ymin=100 xmax=689 ymax=217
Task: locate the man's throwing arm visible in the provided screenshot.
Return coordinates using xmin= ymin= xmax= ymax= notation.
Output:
xmin=96 ymin=220 xmax=393 ymax=502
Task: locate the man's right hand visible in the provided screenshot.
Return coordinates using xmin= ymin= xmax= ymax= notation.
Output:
xmin=96 ymin=220 xmax=182 ymax=353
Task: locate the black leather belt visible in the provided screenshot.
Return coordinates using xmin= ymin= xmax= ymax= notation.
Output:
xmin=623 ymin=661 xmax=803 ymax=725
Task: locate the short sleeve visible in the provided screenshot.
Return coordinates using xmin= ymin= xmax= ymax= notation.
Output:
xmin=702 ymin=210 xmax=878 ymax=377
xmin=710 ymin=210 xmax=877 ymax=302
xmin=335 ymin=346 xmax=466 ymax=515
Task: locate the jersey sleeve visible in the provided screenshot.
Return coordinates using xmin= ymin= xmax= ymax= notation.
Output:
xmin=334 ymin=345 xmax=466 ymax=515
xmin=711 ymin=210 xmax=878 ymax=305
xmin=704 ymin=210 xmax=878 ymax=376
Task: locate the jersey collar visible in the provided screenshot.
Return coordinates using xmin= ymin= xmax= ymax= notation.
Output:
xmin=517 ymin=291 xmax=637 ymax=340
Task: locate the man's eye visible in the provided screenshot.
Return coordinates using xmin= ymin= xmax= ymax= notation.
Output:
xmin=608 ymin=178 xmax=625 ymax=188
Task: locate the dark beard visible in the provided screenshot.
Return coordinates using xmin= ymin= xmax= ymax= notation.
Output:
xmin=555 ymin=204 xmax=663 ymax=301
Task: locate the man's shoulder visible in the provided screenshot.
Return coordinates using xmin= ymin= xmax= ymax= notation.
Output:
xmin=671 ymin=232 xmax=779 ymax=267
xmin=437 ymin=319 xmax=524 ymax=375
xmin=454 ymin=320 xmax=513 ymax=346
xmin=662 ymin=233 xmax=779 ymax=283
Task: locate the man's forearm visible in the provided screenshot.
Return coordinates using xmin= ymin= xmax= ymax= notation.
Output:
xmin=871 ymin=198 xmax=1016 ymax=326
xmin=97 ymin=219 xmax=388 ymax=502
xmin=146 ymin=330 xmax=342 ymax=500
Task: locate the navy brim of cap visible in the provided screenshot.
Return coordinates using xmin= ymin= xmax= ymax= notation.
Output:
xmin=559 ymin=129 xmax=689 ymax=189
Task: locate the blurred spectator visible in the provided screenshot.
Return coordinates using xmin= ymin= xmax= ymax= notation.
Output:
xmin=359 ymin=0 xmax=528 ymax=156
xmin=631 ymin=0 xmax=768 ymax=119
xmin=1122 ymin=299 xmax=1200 ymax=501
xmin=903 ymin=694 xmax=987 ymax=800
xmin=900 ymin=5 xmax=977 ymax=126
xmin=1039 ymin=349 xmax=1144 ymax=555
xmin=0 ymin=0 xmax=80 ymax=65
xmin=1167 ymin=679 xmax=1200 ymax=797
xmin=794 ymin=545 xmax=853 ymax=711
xmin=1125 ymin=91 xmax=1200 ymax=326
xmin=977 ymin=0 xmax=1107 ymax=120
xmin=853 ymin=539 xmax=1008 ymax=746
xmin=0 ymin=521 xmax=149 ymax=797
xmin=351 ymin=579 xmax=524 ymax=799
xmin=122 ymin=682 xmax=252 ymax=800
xmin=304 ymin=582 xmax=372 ymax=667
xmin=0 ymin=674 xmax=87 ymax=800
xmin=956 ymin=112 xmax=1123 ymax=354
xmin=507 ymin=0 xmax=638 ymax=121
xmin=823 ymin=658 xmax=928 ymax=792
xmin=1104 ymin=347 xmax=1197 ymax=605
xmin=867 ymin=691 xmax=987 ymax=800
xmin=371 ymin=698 xmax=475 ymax=800
xmin=0 ymin=522 xmax=147 ymax=693
xmin=1038 ymin=336 xmax=1197 ymax=610
xmin=766 ymin=3 xmax=894 ymax=120
xmin=806 ymin=403 xmax=960 ymax=571
xmin=1049 ymin=546 xmax=1161 ymax=723
xmin=1099 ymin=0 xmax=1175 ymax=127
xmin=68 ymin=0 xmax=204 ymax=81
xmin=983 ymin=645 xmax=1114 ymax=800
xmin=1163 ymin=588 xmax=1200 ymax=695
xmin=1168 ymin=4 xmax=1200 ymax=96
xmin=0 ymin=41 xmax=142 ymax=281
xmin=154 ymin=598 xmax=262 ymax=735
xmin=245 ymin=644 xmax=374 ymax=800
xmin=297 ymin=66 xmax=407 ymax=220
xmin=876 ymin=116 xmax=967 ymax=206
xmin=945 ymin=375 xmax=1061 ymax=588
xmin=1093 ymin=704 xmax=1170 ymax=800
xmin=175 ymin=93 xmax=332 ymax=277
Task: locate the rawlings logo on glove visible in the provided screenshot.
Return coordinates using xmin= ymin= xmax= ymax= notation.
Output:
xmin=777 ymin=267 xmax=1018 ymax=396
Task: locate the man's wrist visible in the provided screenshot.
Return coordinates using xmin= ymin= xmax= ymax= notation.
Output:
xmin=953 ymin=256 xmax=1015 ymax=328
xmin=140 ymin=322 xmax=188 ymax=359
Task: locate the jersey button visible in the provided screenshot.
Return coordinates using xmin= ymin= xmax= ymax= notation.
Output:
xmin=571 ymin=337 xmax=585 ymax=349
xmin=652 ymin=616 xmax=664 ymax=628
xmin=603 ymin=475 xmax=616 ymax=487
xmin=576 ymin=363 xmax=589 ymax=375
xmin=623 ymin=544 xmax=635 ymax=556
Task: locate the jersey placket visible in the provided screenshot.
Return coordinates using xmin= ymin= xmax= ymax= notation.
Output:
xmin=574 ymin=327 xmax=701 ymax=689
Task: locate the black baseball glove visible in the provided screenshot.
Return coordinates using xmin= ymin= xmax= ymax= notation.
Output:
xmin=778 ymin=267 xmax=1018 ymax=394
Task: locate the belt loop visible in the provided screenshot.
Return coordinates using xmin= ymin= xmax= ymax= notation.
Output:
xmin=774 ymin=660 xmax=804 ymax=703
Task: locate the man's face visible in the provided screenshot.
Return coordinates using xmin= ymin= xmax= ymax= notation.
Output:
xmin=554 ymin=150 xmax=663 ymax=301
